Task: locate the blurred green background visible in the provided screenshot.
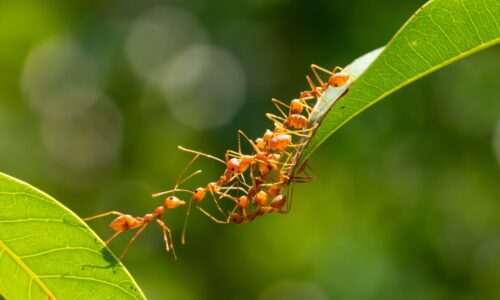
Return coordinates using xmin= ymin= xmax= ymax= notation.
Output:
xmin=1 ymin=0 xmax=499 ymax=299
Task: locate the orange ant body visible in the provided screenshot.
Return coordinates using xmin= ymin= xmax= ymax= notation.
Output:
xmin=85 ymin=155 xmax=204 ymax=260
xmin=84 ymin=194 xmax=188 ymax=260
xmin=268 ymin=98 xmax=312 ymax=131
xmin=305 ymin=64 xmax=354 ymax=103
xmin=229 ymin=193 xmax=287 ymax=224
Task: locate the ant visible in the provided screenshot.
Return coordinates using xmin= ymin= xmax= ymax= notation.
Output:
xmin=85 ymin=159 xmax=202 ymax=260
xmin=300 ymin=64 xmax=356 ymax=111
xmin=310 ymin=64 xmax=356 ymax=88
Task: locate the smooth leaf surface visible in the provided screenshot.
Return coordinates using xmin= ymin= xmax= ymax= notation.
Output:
xmin=0 ymin=172 xmax=146 ymax=300
xmin=298 ymin=0 xmax=500 ymax=165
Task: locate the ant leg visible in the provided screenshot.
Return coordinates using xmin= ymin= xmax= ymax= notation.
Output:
xmin=300 ymin=95 xmax=324 ymax=117
xmin=196 ymin=204 xmax=230 ymax=224
xmin=297 ymin=96 xmax=316 ymax=115
xmin=279 ymin=149 xmax=296 ymax=169
xmin=247 ymin=163 xmax=257 ymax=188
xmin=310 ymin=64 xmax=330 ymax=86
xmin=284 ymin=183 xmax=295 ymax=213
xmin=271 ymin=98 xmax=291 ymax=109
xmin=234 ymin=129 xmax=257 ymax=160
xmin=312 ymin=64 xmax=333 ymax=75
xmin=173 ymin=153 xmax=202 ymax=189
xmin=226 ymin=149 xmax=248 ymax=159
xmin=226 ymin=205 xmax=239 ymax=223
xmin=181 ymin=199 xmax=193 ymax=245
xmin=151 ymin=168 xmax=200 ymax=200
xmin=237 ymin=173 xmax=248 ymax=186
xmin=277 ymin=124 xmax=318 ymax=137
xmin=306 ymin=76 xmax=329 ymax=107
xmin=206 ymin=186 xmax=227 ymax=217
xmin=218 ymin=185 xmax=248 ymax=194
xmin=238 ymin=130 xmax=261 ymax=153
xmin=84 ymin=211 xmax=124 ymax=221
xmin=266 ymin=113 xmax=286 ymax=125
xmin=304 ymin=163 xmax=317 ymax=180
xmin=119 ymin=223 xmax=149 ymax=259
xmin=271 ymin=98 xmax=290 ymax=118
xmin=216 ymin=184 xmax=240 ymax=203
xmin=237 ymin=130 xmax=242 ymax=155
xmin=178 ymin=146 xmax=225 ymax=164
xmin=105 ymin=231 xmax=123 ymax=244
xmin=332 ymin=66 xmax=343 ymax=74
xmin=289 ymin=175 xmax=316 ymax=183
xmin=152 ymin=188 xmax=194 ymax=198
xmin=233 ymin=174 xmax=252 ymax=190
xmin=287 ymin=164 xmax=317 ymax=183
xmin=177 ymin=170 xmax=202 ymax=187
xmin=157 ymin=219 xmax=177 ymax=260
xmin=283 ymin=141 xmax=309 ymax=150
xmin=332 ymin=66 xmax=356 ymax=77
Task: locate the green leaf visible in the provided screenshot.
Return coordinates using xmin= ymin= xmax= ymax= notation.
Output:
xmin=298 ymin=0 xmax=500 ymax=165
xmin=0 ymin=172 xmax=146 ymax=300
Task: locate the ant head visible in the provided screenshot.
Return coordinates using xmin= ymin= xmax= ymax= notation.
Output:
xmin=253 ymin=191 xmax=268 ymax=206
xmin=238 ymin=196 xmax=249 ymax=209
xmin=193 ymin=187 xmax=206 ymax=202
xmin=300 ymin=90 xmax=313 ymax=98
xmin=230 ymin=213 xmax=243 ymax=224
xmin=290 ymin=99 xmax=304 ymax=114
xmin=165 ymin=195 xmax=186 ymax=209
xmin=271 ymin=195 xmax=286 ymax=209
xmin=226 ymin=158 xmax=241 ymax=174
xmin=263 ymin=129 xmax=273 ymax=142
xmin=255 ymin=138 xmax=265 ymax=151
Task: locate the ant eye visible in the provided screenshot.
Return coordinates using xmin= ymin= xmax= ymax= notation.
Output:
xmin=231 ymin=168 xmax=235 ymax=171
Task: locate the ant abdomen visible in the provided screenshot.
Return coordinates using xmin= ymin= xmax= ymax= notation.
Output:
xmin=110 ymin=215 xmax=142 ymax=231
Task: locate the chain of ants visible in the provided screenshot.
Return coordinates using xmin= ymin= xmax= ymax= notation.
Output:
xmin=85 ymin=65 xmax=353 ymax=260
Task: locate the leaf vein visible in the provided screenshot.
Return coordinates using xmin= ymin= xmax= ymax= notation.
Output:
xmin=20 ymin=246 xmax=102 ymax=259
xmin=0 ymin=240 xmax=56 ymax=299
xmin=28 ymin=277 xmax=33 ymax=300
xmin=461 ymin=0 xmax=485 ymax=44
xmin=483 ymin=0 xmax=500 ymax=32
xmin=405 ymin=36 xmax=433 ymax=68
xmin=428 ymin=15 xmax=462 ymax=53
xmin=39 ymin=275 xmax=136 ymax=298
xmin=0 ymin=218 xmax=64 ymax=224
xmin=0 ymin=191 xmax=59 ymax=208
xmin=383 ymin=57 xmax=408 ymax=81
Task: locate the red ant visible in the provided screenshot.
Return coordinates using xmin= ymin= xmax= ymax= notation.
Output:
xmin=84 ymin=200 xmax=184 ymax=260
xmin=299 ymin=64 xmax=356 ymax=111
xmin=310 ymin=64 xmax=354 ymax=88
xmin=85 ymin=153 xmax=208 ymax=260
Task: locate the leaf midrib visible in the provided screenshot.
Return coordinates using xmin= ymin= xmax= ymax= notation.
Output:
xmin=0 ymin=239 xmax=56 ymax=300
